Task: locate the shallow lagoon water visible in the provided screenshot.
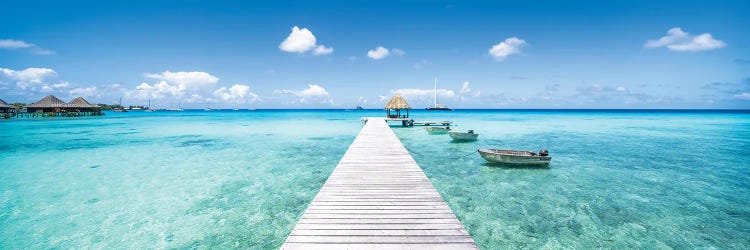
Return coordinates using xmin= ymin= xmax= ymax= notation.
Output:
xmin=1 ymin=110 xmax=749 ymax=249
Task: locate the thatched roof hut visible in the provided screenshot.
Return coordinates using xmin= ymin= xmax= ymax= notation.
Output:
xmin=67 ymin=97 xmax=99 ymax=108
xmin=25 ymin=95 xmax=101 ymax=114
xmin=26 ymin=95 xmax=66 ymax=108
xmin=0 ymin=99 xmax=13 ymax=108
xmin=384 ymin=94 xmax=411 ymax=118
xmin=385 ymin=94 xmax=410 ymax=110
xmin=0 ymin=99 xmax=16 ymax=113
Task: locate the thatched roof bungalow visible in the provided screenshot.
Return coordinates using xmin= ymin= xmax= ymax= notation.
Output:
xmin=384 ymin=94 xmax=411 ymax=118
xmin=0 ymin=98 xmax=16 ymax=113
xmin=26 ymin=95 xmax=101 ymax=114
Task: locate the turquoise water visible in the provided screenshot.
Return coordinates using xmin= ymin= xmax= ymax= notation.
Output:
xmin=1 ymin=110 xmax=749 ymax=249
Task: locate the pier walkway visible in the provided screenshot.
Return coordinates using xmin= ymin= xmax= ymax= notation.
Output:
xmin=282 ymin=118 xmax=477 ymax=249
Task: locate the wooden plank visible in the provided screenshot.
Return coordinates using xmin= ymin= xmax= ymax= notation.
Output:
xmin=281 ymin=118 xmax=477 ymax=249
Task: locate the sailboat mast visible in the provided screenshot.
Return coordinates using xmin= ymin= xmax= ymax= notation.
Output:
xmin=434 ymin=77 xmax=438 ymax=108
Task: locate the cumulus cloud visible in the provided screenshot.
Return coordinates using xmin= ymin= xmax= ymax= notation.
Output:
xmin=278 ymin=84 xmax=333 ymax=104
xmin=458 ymin=81 xmax=481 ymax=101
xmin=279 ymin=26 xmax=333 ymax=55
xmin=489 ymin=37 xmax=526 ymax=61
xmin=735 ymin=93 xmax=750 ymax=100
xmin=313 ymin=45 xmax=334 ymax=55
xmin=41 ymin=81 xmax=70 ymax=92
xmin=213 ymin=84 xmax=259 ymax=103
xmin=392 ymin=88 xmax=455 ymax=102
xmin=0 ymin=67 xmax=58 ymax=89
xmin=130 ymin=81 xmax=182 ymax=100
xmin=144 ymin=71 xmax=219 ymax=88
xmin=0 ymin=39 xmax=54 ymax=55
xmin=367 ymin=46 xmax=390 ymax=60
xmin=136 ymin=71 xmax=219 ymax=100
xmin=644 ymin=27 xmax=726 ymax=52
xmin=69 ymin=86 xmax=98 ymax=97
xmin=367 ymin=46 xmax=404 ymax=60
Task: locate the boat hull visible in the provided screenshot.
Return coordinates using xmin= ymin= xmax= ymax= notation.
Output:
xmin=478 ymin=149 xmax=551 ymax=166
xmin=449 ymin=131 xmax=478 ymax=141
xmin=425 ymin=127 xmax=451 ymax=134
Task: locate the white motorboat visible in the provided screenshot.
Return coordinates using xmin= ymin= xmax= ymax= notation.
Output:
xmin=425 ymin=126 xmax=451 ymax=135
xmin=478 ymin=149 xmax=551 ymax=166
xmin=449 ymin=130 xmax=478 ymax=141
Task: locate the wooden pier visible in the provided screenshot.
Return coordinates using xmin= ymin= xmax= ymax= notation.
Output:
xmin=282 ymin=118 xmax=477 ymax=249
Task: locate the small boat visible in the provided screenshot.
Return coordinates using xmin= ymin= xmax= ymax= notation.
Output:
xmin=478 ymin=149 xmax=551 ymax=166
xmin=425 ymin=126 xmax=451 ymax=134
xmin=449 ymin=130 xmax=478 ymax=141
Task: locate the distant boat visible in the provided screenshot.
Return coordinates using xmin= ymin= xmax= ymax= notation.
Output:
xmin=232 ymin=101 xmax=239 ymax=111
xmin=204 ymin=102 xmax=214 ymax=111
xmin=426 ymin=78 xmax=452 ymax=110
xmin=449 ymin=130 xmax=478 ymax=141
xmin=478 ymin=149 xmax=551 ymax=166
xmin=356 ymin=106 xmax=364 ymax=110
xmin=113 ymin=97 xmax=127 ymax=112
xmin=166 ymin=102 xmax=184 ymax=111
xmin=144 ymin=99 xmax=156 ymax=112
xmin=425 ymin=126 xmax=451 ymax=135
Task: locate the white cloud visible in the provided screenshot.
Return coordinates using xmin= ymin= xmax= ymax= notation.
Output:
xmin=143 ymin=71 xmax=219 ymax=93
xmin=279 ymin=26 xmax=333 ymax=55
xmin=279 ymin=84 xmax=333 ymax=104
xmin=279 ymin=26 xmax=316 ymax=53
xmin=367 ymin=46 xmax=390 ymax=60
xmin=130 ymin=81 xmax=182 ymax=100
xmin=0 ymin=67 xmax=57 ymax=89
xmin=489 ymin=37 xmax=526 ymax=61
xmin=458 ymin=81 xmax=481 ymax=101
xmin=366 ymin=46 xmax=405 ymax=60
xmin=0 ymin=39 xmax=55 ymax=55
xmin=41 ymin=81 xmax=70 ymax=92
xmin=213 ymin=84 xmax=259 ymax=103
xmin=734 ymin=93 xmax=750 ymax=100
xmin=0 ymin=39 xmax=33 ymax=49
xmin=144 ymin=71 xmax=219 ymax=86
xmin=392 ymin=88 xmax=455 ymax=101
xmin=313 ymin=45 xmax=334 ymax=55
xmin=69 ymin=86 xmax=98 ymax=97
xmin=644 ymin=27 xmax=726 ymax=52
xmin=460 ymin=81 xmax=471 ymax=95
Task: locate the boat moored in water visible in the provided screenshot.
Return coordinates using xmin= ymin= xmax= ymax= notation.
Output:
xmin=425 ymin=126 xmax=451 ymax=134
xmin=478 ymin=149 xmax=551 ymax=166
xmin=449 ymin=130 xmax=478 ymax=141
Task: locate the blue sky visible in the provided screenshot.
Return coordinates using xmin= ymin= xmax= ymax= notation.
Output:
xmin=1 ymin=0 xmax=748 ymax=108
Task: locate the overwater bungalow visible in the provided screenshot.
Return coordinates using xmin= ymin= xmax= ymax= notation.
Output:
xmin=385 ymin=94 xmax=411 ymax=118
xmin=384 ymin=94 xmax=414 ymax=126
xmin=0 ymin=98 xmax=17 ymax=118
xmin=21 ymin=95 xmax=103 ymax=117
